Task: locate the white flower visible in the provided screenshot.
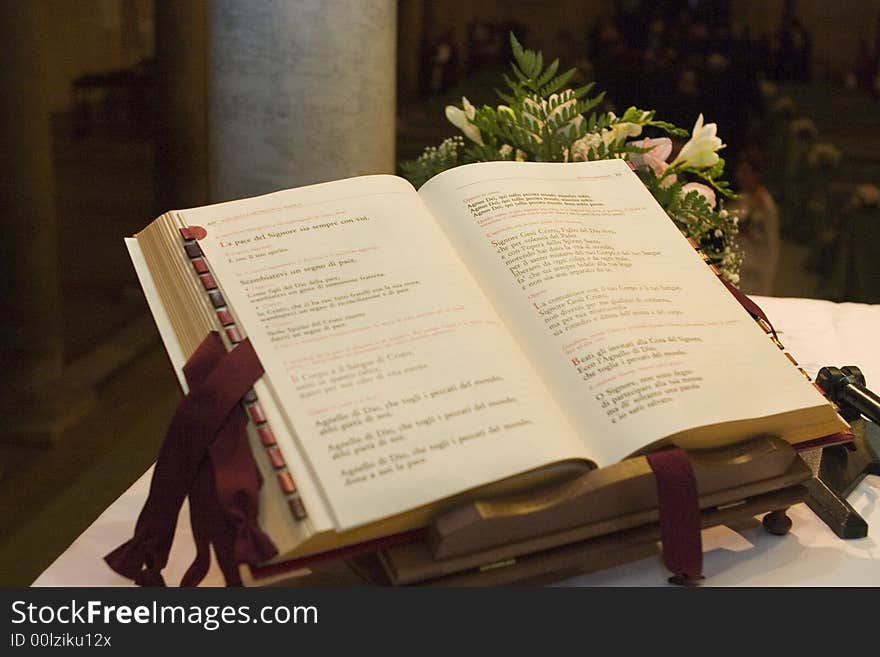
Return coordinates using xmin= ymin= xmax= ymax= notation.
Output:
xmin=570 ymin=133 xmax=602 ymax=161
xmin=671 ymin=114 xmax=725 ymax=169
xmin=607 ymin=121 xmax=642 ymax=144
xmin=569 ymin=122 xmax=642 ymax=162
xmin=497 ymin=143 xmax=526 ymax=161
xmin=445 ymin=97 xmax=484 ymax=145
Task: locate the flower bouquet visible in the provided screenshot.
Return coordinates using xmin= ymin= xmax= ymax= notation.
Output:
xmin=402 ymin=34 xmax=741 ymax=283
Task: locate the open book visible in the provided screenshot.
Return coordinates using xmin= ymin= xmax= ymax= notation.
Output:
xmin=128 ymin=159 xmax=846 ymax=563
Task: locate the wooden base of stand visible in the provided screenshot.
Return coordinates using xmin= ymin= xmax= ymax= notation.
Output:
xmin=242 ymin=437 xmax=811 ymax=587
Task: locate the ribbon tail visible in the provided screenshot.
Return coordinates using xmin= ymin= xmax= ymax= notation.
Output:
xmin=104 ymin=537 xmax=169 ymax=587
xmin=180 ymin=463 xmax=217 ymax=587
xmin=181 ymin=458 xmax=246 ymax=587
xmin=646 ymin=448 xmax=704 ymax=584
xmin=210 ymin=405 xmax=278 ymax=566
xmin=104 ymin=334 xmax=231 ymax=586
xmin=234 ymin=523 xmax=279 ymax=566
xmin=105 ymin=335 xmax=273 ymax=587
xmin=213 ymin=521 xmax=244 ymax=587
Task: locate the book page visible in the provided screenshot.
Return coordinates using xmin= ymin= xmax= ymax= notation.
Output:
xmin=183 ymin=175 xmax=587 ymax=529
xmin=125 ymin=238 xmax=189 ymax=391
xmin=420 ymin=160 xmax=835 ymax=464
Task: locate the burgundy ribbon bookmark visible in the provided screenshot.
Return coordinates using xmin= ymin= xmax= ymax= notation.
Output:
xmin=105 ymin=332 xmax=277 ymax=586
xmin=719 ymin=277 xmax=779 ymax=340
xmin=646 ymin=448 xmax=704 ymax=584
xmin=639 ymin=278 xmax=772 ymax=584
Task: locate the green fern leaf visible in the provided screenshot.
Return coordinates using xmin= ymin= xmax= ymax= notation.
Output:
xmin=539 ymin=68 xmax=576 ymax=97
xmin=576 ymin=92 xmax=605 ymax=117
xmin=535 ymin=58 xmax=560 ymax=87
xmin=495 ymin=88 xmax=516 ymax=105
xmin=531 ymin=51 xmax=543 ymax=79
xmin=571 ymin=82 xmax=596 ymax=99
xmin=511 ymin=65 xmax=531 ymax=86
xmin=648 ymin=120 xmax=689 ymax=137
xmin=510 ymin=33 xmax=526 ymax=66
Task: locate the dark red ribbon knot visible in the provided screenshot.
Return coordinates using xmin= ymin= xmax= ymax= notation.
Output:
xmin=105 ymin=332 xmax=277 ymax=586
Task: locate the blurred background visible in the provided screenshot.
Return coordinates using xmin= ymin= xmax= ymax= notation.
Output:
xmin=1 ymin=0 xmax=879 ymax=585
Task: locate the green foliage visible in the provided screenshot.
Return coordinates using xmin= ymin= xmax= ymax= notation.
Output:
xmin=400 ymin=33 xmax=740 ymax=282
xmin=399 ymin=136 xmax=466 ymax=189
xmin=690 ymin=158 xmax=735 ymax=199
xmin=505 ymin=34 xmax=583 ymax=101
xmin=638 ymin=168 xmax=741 ymax=274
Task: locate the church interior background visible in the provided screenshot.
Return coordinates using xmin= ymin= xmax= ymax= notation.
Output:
xmin=2 ymin=0 xmax=879 ymax=585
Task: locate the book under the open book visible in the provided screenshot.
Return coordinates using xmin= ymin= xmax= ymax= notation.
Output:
xmin=127 ymin=158 xmax=847 ymax=565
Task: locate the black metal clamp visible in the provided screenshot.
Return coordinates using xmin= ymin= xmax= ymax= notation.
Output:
xmin=805 ymin=366 xmax=880 ymax=539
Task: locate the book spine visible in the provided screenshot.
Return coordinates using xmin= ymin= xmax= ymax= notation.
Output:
xmin=179 ymin=226 xmax=308 ymax=521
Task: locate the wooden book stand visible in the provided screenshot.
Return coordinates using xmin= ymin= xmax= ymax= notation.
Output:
xmin=242 ymin=436 xmax=811 ymax=586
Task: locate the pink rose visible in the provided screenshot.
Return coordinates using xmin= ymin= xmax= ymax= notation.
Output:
xmin=629 ymin=137 xmax=672 ymax=175
xmin=681 ymin=182 xmax=717 ymax=209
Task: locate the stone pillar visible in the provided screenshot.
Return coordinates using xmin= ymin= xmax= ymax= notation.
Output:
xmin=0 ymin=2 xmax=91 ymax=443
xmin=207 ymin=0 xmax=397 ymax=201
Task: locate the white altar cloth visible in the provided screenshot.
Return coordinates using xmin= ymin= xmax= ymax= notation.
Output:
xmin=33 ymin=296 xmax=880 ymax=586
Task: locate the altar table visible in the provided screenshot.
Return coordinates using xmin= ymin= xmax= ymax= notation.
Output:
xmin=33 ymin=297 xmax=880 ymax=586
